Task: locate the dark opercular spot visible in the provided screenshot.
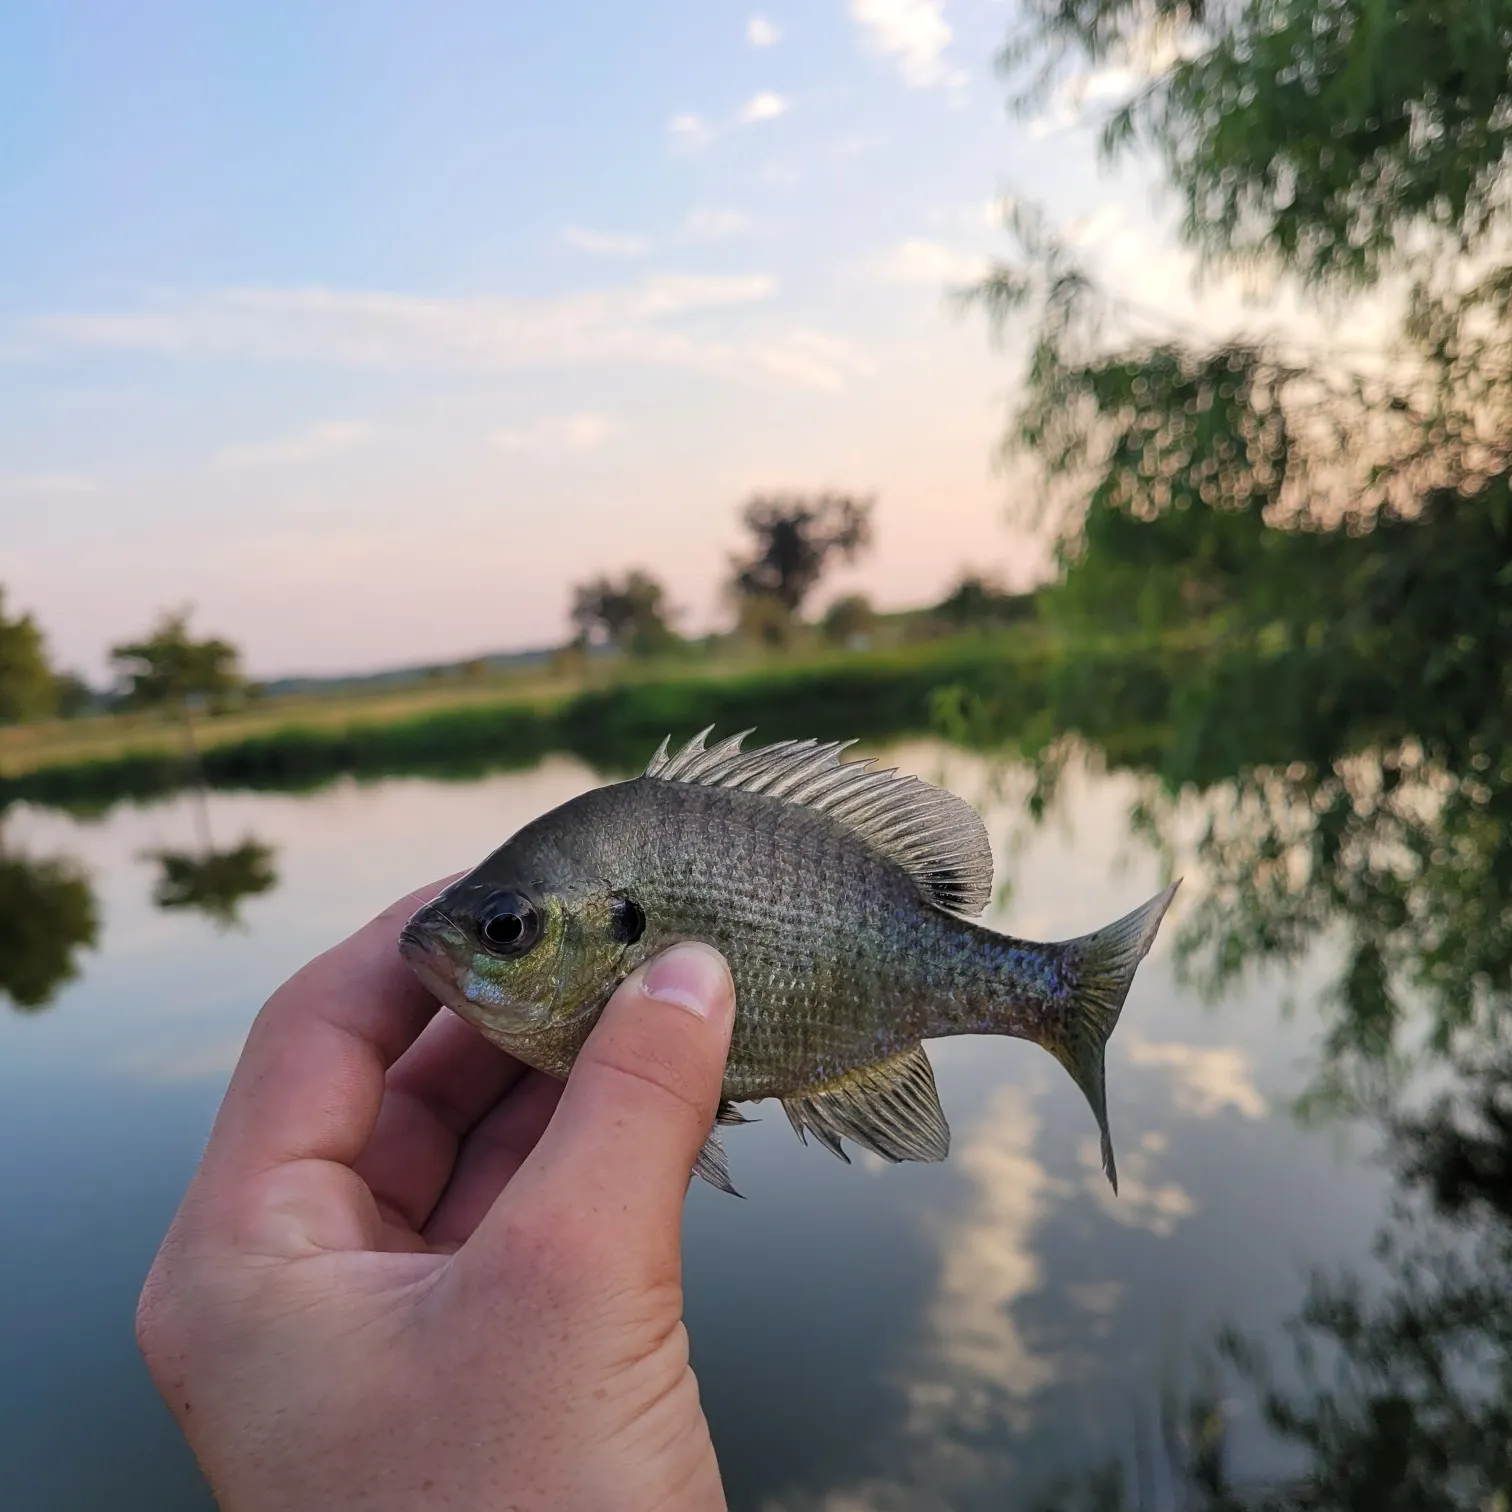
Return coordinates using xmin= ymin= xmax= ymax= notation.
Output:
xmin=610 ymin=894 xmax=646 ymax=944
xmin=478 ymin=891 xmax=541 ymax=957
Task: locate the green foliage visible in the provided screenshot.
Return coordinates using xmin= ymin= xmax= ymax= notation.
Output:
xmin=0 ymin=588 xmax=59 ymax=724
xmin=933 ymin=573 xmax=1037 ymax=630
xmin=53 ymin=673 xmax=97 ymax=718
xmin=145 ymin=839 xmax=278 ymax=928
xmin=0 ymin=635 xmax=1044 ymax=809
xmin=733 ymin=592 xmax=796 ymax=649
xmin=728 ymin=492 xmax=874 ymax=616
xmin=569 ymin=569 xmax=678 ymax=657
xmin=820 ymin=592 xmax=877 ymax=646
xmin=110 ymin=607 xmax=243 ymax=712
xmin=0 ymin=842 xmax=99 ymax=1010
xmin=1004 ymin=0 xmax=1512 ymax=286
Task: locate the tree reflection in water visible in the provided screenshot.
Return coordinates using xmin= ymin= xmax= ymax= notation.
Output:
xmin=1033 ymin=1048 xmax=1512 ymax=1510
xmin=0 ymin=822 xmax=99 ymax=1011
xmin=141 ymin=773 xmax=279 ymax=930
xmin=1019 ymin=741 xmax=1512 ymax=1510
xmin=145 ymin=836 xmax=278 ymax=929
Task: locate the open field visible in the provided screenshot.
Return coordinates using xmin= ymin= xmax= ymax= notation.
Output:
xmin=0 ymin=637 xmax=938 ymax=778
xmin=1 ymin=631 xmax=1077 ymax=809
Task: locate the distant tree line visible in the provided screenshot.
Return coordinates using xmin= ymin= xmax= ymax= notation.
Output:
xmin=564 ymin=491 xmax=1031 ymax=660
xmin=0 ymin=493 xmax=1038 ymax=727
xmin=0 ymin=595 xmax=253 ymax=728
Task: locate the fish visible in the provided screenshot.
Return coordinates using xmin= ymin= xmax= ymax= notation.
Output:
xmin=399 ymin=728 xmax=1179 ymax=1196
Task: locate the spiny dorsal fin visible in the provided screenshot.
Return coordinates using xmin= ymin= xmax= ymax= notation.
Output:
xmin=644 ymin=728 xmax=994 ymax=916
xmin=782 ymin=1044 xmax=950 ymax=1165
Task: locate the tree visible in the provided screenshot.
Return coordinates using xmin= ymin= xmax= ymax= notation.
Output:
xmin=111 ymin=607 xmax=243 ymax=714
xmin=0 ymin=588 xmax=58 ymax=724
xmin=820 ymin=593 xmax=877 ymax=647
xmin=732 ymin=590 xmax=795 ymax=650
xmin=969 ymin=1 xmax=1512 ymax=1086
xmin=1004 ymin=0 xmax=1512 ymax=289
xmin=933 ymin=574 xmax=1035 ymax=630
xmin=568 ymin=569 xmax=677 ymax=657
xmin=53 ymin=673 xmax=97 ymax=718
xmin=978 ymin=0 xmax=1512 ymax=721
xmin=728 ymin=493 xmax=875 ymax=618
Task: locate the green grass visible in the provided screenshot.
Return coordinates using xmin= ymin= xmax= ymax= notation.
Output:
xmin=0 ymin=632 xmax=1063 ymax=812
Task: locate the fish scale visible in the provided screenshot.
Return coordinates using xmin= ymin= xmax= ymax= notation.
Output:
xmin=400 ymin=729 xmax=1179 ymax=1195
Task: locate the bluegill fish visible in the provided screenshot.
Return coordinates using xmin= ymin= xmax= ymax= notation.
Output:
xmin=399 ymin=729 xmax=1178 ymax=1195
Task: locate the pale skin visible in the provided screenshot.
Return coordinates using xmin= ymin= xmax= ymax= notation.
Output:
xmin=136 ymin=878 xmax=736 ymax=1511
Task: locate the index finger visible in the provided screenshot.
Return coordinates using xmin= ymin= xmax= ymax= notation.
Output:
xmin=198 ymin=875 xmax=463 ymax=1183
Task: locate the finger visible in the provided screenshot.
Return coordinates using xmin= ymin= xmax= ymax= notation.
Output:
xmin=355 ymin=1012 xmax=529 ymax=1232
xmin=422 ymin=1070 xmax=565 ymax=1250
xmin=198 ymin=875 xmax=463 ymax=1184
xmin=469 ymin=942 xmax=735 ymax=1281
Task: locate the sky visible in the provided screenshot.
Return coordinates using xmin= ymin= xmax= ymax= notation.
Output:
xmin=0 ymin=0 xmax=1259 ymax=682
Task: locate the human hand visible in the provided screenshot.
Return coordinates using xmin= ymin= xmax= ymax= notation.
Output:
xmin=136 ymin=880 xmax=736 ymax=1511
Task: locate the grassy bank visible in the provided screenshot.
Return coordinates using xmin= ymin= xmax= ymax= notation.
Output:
xmin=0 ymin=633 xmax=1079 ymax=812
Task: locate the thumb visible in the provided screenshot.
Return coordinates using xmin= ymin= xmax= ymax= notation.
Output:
xmin=487 ymin=942 xmax=735 ymax=1275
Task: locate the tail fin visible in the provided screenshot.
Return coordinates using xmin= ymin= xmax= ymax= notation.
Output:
xmin=1049 ymin=881 xmax=1180 ymax=1194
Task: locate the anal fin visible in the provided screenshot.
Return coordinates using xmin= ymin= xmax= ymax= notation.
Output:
xmin=782 ymin=1044 xmax=950 ymax=1166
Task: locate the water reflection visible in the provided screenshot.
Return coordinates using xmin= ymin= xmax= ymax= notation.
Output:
xmin=0 ymin=815 xmax=99 ymax=1010
xmin=1008 ymin=718 xmax=1512 ymax=1504
xmin=1031 ymin=1045 xmax=1512 ymax=1510
xmin=141 ymin=784 xmax=279 ymax=928
xmin=144 ymin=838 xmax=278 ymax=928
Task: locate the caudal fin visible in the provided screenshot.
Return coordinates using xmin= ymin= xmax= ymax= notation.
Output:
xmin=1048 ymin=881 xmax=1180 ymax=1194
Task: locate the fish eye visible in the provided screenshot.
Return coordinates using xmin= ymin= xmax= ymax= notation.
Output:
xmin=610 ymin=894 xmax=645 ymax=945
xmin=478 ymin=891 xmax=541 ymax=957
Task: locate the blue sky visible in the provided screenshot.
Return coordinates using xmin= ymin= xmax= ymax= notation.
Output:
xmin=0 ymin=0 xmax=1238 ymax=680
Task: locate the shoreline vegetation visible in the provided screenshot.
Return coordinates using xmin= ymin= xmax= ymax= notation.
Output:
xmin=1 ymin=627 xmax=1128 ymax=812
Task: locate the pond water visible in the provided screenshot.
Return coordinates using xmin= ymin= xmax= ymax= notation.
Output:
xmin=0 ymin=742 xmax=1425 ymax=1509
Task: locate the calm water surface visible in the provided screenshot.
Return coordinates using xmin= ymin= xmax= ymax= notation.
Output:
xmin=0 ymin=744 xmax=1398 ymax=1509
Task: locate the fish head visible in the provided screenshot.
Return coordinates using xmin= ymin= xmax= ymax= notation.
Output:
xmin=398 ymin=855 xmax=646 ymax=1065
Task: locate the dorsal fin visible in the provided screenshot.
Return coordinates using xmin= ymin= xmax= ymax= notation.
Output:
xmin=643 ymin=727 xmax=994 ymax=916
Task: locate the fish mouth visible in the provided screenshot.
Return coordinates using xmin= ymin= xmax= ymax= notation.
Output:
xmin=397 ymin=904 xmax=469 ymax=1002
xmin=397 ymin=921 xmax=440 ymax=964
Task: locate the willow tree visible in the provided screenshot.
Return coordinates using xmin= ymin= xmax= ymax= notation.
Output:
xmin=974 ymin=0 xmax=1512 ymax=1072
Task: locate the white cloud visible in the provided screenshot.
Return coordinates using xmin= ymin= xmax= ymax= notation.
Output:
xmin=739 ymin=91 xmax=790 ymax=123
xmin=217 ymin=420 xmax=374 ymax=469
xmin=850 ymin=0 xmax=965 ymax=90
xmin=561 ymin=225 xmax=650 ymax=257
xmin=27 ymin=277 xmax=868 ymax=391
xmin=747 ymin=14 xmax=780 ymax=47
xmin=492 ymin=412 xmax=625 ymax=456
xmin=907 ymin=1087 xmax=1063 ymax=1442
xmin=872 ymin=238 xmax=988 ymax=285
xmin=667 ymin=112 xmax=714 ymax=148
xmin=683 ymin=207 xmax=755 ymax=241
xmin=1126 ymin=1038 xmax=1267 ymax=1120
xmin=0 ymin=472 xmax=98 ymax=496
xmin=1081 ymin=1130 xmax=1195 ymax=1238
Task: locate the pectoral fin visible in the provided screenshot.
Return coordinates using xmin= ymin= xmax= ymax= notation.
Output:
xmin=782 ymin=1044 xmax=950 ymax=1166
